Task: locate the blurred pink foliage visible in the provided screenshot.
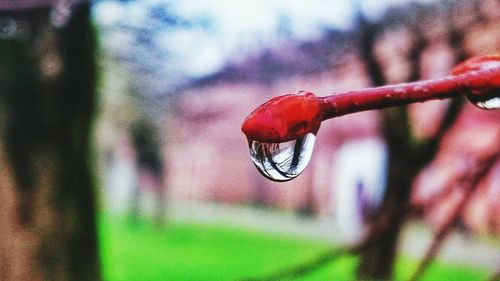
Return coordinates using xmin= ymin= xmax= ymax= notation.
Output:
xmin=157 ymin=0 xmax=500 ymax=234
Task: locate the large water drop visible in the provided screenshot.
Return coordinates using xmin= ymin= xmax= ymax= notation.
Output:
xmin=466 ymin=90 xmax=500 ymax=110
xmin=249 ymin=133 xmax=316 ymax=182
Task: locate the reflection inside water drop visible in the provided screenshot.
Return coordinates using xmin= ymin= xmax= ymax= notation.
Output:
xmin=466 ymin=90 xmax=500 ymax=110
xmin=471 ymin=97 xmax=500 ymax=109
xmin=249 ymin=133 xmax=316 ymax=182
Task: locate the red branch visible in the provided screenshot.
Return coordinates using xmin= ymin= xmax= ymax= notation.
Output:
xmin=242 ymin=55 xmax=500 ymax=143
xmin=319 ymin=65 xmax=500 ymax=119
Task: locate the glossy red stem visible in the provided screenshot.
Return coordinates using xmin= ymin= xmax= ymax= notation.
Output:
xmin=319 ymin=65 xmax=500 ymax=120
xmin=242 ymin=55 xmax=500 ymax=143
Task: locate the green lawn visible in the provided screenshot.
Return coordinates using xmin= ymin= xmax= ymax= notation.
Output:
xmin=99 ymin=216 xmax=489 ymax=281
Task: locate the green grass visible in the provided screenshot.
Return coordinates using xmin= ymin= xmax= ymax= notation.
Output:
xmin=99 ymin=216 xmax=489 ymax=281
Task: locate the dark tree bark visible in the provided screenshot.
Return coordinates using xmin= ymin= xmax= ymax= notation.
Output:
xmin=0 ymin=2 xmax=101 ymax=281
xmin=354 ymin=8 xmax=405 ymax=279
xmin=130 ymin=116 xmax=166 ymax=225
xmin=354 ymin=5 xmax=461 ymax=280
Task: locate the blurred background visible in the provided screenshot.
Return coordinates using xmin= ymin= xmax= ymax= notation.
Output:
xmin=1 ymin=0 xmax=499 ymax=280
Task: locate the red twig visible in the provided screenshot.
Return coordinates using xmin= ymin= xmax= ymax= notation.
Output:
xmin=242 ymin=55 xmax=500 ymax=143
xmin=319 ymin=66 xmax=499 ymax=119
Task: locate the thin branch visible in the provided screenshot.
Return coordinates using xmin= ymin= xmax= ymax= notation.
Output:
xmin=486 ymin=266 xmax=500 ymax=281
xmin=407 ymin=151 xmax=500 ymax=281
xmin=236 ymin=233 xmax=386 ymax=281
xmin=237 ymin=201 xmax=402 ymax=281
xmin=236 ymin=247 xmax=355 ymax=281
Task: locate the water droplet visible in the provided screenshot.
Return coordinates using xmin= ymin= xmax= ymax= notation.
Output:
xmin=249 ymin=133 xmax=316 ymax=182
xmin=451 ymin=55 xmax=500 ymax=109
xmin=466 ymin=91 xmax=500 ymax=110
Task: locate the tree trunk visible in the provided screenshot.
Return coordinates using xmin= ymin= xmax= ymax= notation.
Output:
xmin=354 ymin=6 xmax=427 ymax=279
xmin=0 ymin=2 xmax=101 ymax=281
xmin=357 ymin=106 xmax=420 ymax=280
xmin=354 ymin=6 xmax=463 ymax=276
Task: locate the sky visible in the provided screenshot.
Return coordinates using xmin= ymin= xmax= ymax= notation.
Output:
xmin=93 ymin=0 xmax=437 ymax=80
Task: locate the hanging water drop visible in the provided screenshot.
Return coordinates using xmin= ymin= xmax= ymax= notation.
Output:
xmin=465 ymin=91 xmax=500 ymax=110
xmin=451 ymin=55 xmax=500 ymax=110
xmin=249 ymin=133 xmax=316 ymax=182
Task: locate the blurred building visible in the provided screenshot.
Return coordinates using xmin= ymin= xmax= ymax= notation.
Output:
xmin=93 ymin=0 xmax=500 ymax=235
xmin=162 ymin=0 xmax=500 ymax=235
